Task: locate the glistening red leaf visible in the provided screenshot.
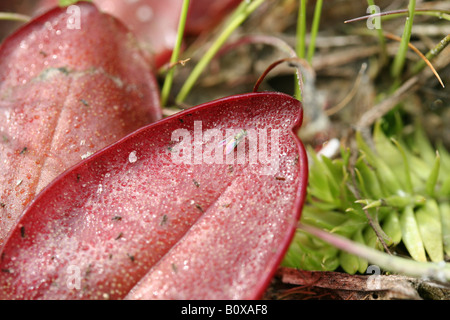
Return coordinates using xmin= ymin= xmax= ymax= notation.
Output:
xmin=0 ymin=3 xmax=161 ymax=244
xmin=0 ymin=92 xmax=307 ymax=299
xmin=35 ymin=0 xmax=243 ymax=68
xmin=36 ymin=0 xmax=183 ymax=68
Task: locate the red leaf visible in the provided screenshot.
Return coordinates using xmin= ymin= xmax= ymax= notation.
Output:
xmin=0 ymin=3 xmax=161 ymax=244
xmin=185 ymin=0 xmax=242 ymax=35
xmin=0 ymin=92 xmax=308 ymax=299
xmin=35 ymin=0 xmax=243 ymax=68
xmin=36 ymin=0 xmax=182 ymax=68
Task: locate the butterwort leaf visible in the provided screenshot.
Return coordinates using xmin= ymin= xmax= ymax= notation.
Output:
xmin=0 ymin=3 xmax=161 ymax=244
xmin=0 ymin=92 xmax=307 ymax=299
xmin=36 ymin=0 xmax=243 ymax=68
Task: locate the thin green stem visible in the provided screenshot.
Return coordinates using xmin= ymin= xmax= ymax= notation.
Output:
xmin=344 ymin=9 xmax=450 ymax=23
xmin=404 ymin=10 xmax=450 ymax=20
xmin=306 ymin=0 xmax=322 ymax=63
xmin=411 ymin=34 xmax=450 ymax=75
xmin=175 ymin=0 xmax=265 ymax=104
xmin=223 ymin=0 xmax=253 ymax=25
xmin=391 ymin=0 xmax=416 ymax=85
xmin=367 ymin=0 xmax=387 ymax=65
xmin=300 ymin=223 xmax=450 ymax=282
xmin=0 ymin=12 xmax=31 ymax=22
xmin=296 ymin=0 xmax=307 ymax=60
xmin=58 ymin=0 xmax=92 ymax=6
xmin=294 ymin=0 xmax=307 ymax=101
xmin=160 ymin=0 xmax=190 ymax=106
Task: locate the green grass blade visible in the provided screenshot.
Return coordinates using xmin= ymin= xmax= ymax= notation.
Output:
xmin=391 ymin=0 xmax=416 ymax=84
xmin=367 ymin=0 xmax=387 ymax=65
xmin=306 ymin=0 xmax=322 ymax=63
xmin=294 ymin=0 xmax=307 ymax=100
xmin=160 ymin=0 xmax=190 ymax=106
xmin=175 ymin=0 xmax=265 ymax=104
xmin=300 ymin=223 xmax=450 ymax=281
xmin=0 ymin=12 xmax=31 ymax=22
